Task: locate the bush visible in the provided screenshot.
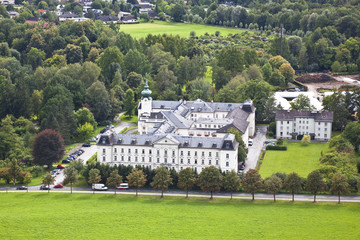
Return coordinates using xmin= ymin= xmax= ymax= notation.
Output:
xmin=31 ymin=166 xmax=44 ymax=177
xmin=266 ymin=145 xmax=287 ymax=151
xmin=269 ymin=122 xmax=276 ymax=135
xmin=301 ymin=135 xmax=311 ymax=146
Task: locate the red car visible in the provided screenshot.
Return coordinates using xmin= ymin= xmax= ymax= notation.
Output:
xmin=54 ymin=184 xmax=64 ymax=188
xmin=57 ymin=164 xmax=66 ymax=169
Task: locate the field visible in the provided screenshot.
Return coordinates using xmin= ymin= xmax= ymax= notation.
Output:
xmin=119 ymin=21 xmax=249 ymax=38
xmin=259 ymin=142 xmax=329 ymax=178
xmin=0 ymin=193 xmax=359 ymax=240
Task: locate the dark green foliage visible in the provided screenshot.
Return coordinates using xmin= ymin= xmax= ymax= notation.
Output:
xmin=266 ymin=145 xmax=287 ymax=151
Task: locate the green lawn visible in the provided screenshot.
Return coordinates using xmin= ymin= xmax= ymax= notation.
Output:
xmin=260 ymin=142 xmax=329 ymax=178
xmin=0 ymin=193 xmax=359 ymax=239
xmin=119 ymin=21 xmax=250 ymax=38
xmin=120 ymin=114 xmax=138 ymax=123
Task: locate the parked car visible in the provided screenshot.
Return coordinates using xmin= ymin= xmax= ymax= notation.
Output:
xmin=57 ymin=164 xmax=66 ymax=169
xmin=100 ymin=128 xmax=107 ymax=134
xmin=62 ymin=159 xmax=71 ymax=164
xmin=82 ymin=142 xmax=91 ymax=147
xmin=54 ymin=184 xmax=64 ymax=188
xmin=248 ymin=139 xmax=253 ymax=146
xmin=116 ymin=183 xmax=129 ymax=190
xmin=89 ymin=136 xmax=98 ymax=142
xmin=40 ymin=186 xmax=50 ymax=190
xmin=16 ymin=186 xmax=28 ymax=190
xmin=92 ymin=183 xmax=108 ymax=191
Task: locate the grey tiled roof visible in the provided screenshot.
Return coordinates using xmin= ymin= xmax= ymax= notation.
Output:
xmin=275 ymin=110 xmax=333 ymax=121
xmin=98 ymin=133 xmax=237 ymax=150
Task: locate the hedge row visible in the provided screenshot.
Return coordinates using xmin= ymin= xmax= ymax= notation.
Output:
xmin=266 ymin=145 xmax=287 ymax=151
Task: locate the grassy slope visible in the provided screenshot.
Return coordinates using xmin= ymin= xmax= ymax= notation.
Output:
xmin=260 ymin=142 xmax=329 ymax=178
xmin=119 ymin=21 xmax=248 ymax=38
xmin=0 ymin=193 xmax=359 ymax=240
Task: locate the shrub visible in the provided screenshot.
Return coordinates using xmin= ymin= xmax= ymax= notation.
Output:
xmin=266 ymin=145 xmax=287 ymax=151
xmin=301 ymin=135 xmax=311 ymax=146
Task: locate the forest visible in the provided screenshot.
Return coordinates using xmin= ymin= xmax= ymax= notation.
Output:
xmin=0 ymin=0 xmax=360 ymax=166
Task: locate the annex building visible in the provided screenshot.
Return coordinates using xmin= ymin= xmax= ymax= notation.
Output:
xmin=97 ymin=81 xmax=256 ymax=173
xmin=275 ymin=110 xmax=333 ymax=141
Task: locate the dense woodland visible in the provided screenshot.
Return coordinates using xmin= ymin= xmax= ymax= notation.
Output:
xmin=0 ymin=0 xmax=360 ymax=190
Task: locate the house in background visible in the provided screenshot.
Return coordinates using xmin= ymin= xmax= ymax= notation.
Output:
xmin=275 ymin=110 xmax=333 ymax=141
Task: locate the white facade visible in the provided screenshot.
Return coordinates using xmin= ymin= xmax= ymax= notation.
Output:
xmin=97 ymin=134 xmax=238 ymax=173
xmin=275 ymin=110 xmax=333 ymax=141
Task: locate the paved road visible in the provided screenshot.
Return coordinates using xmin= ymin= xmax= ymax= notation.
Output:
xmin=68 ymin=120 xmax=136 ymax=164
xmin=2 ymin=187 xmax=360 ymax=203
xmin=244 ymin=125 xmax=267 ymax=173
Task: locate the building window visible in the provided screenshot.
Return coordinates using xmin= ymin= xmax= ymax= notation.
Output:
xmin=209 ymin=152 xmax=212 ymax=157
xmin=103 ymin=156 xmax=105 ymax=162
xmin=128 ymin=149 xmax=131 ymax=153
xmin=188 ymin=151 xmax=190 ymax=156
xmin=157 ymin=149 xmax=160 ymax=155
xmin=325 ymin=123 xmax=328 ymax=126
xmin=135 ymin=149 xmax=138 ymax=154
xmin=281 ymin=121 xmax=283 ymax=124
xmin=194 ymin=151 xmax=197 ymax=156
xmin=216 ymin=152 xmax=219 ymax=157
xmin=114 ymin=148 xmax=117 ymax=153
xmin=165 ymin=158 xmax=167 ymax=163
xmin=142 ymin=149 xmax=145 ymax=154
xmin=216 ymin=160 xmax=218 ymax=165
xmin=149 ymin=149 xmax=152 ymax=154
xmin=164 ymin=150 xmax=167 ymax=155
xmin=181 ymin=159 xmax=183 ymax=164
xmin=103 ymin=149 xmax=106 ymax=154
xmin=226 ymin=162 xmax=229 ymax=167
xmin=121 ymin=156 xmax=124 ymax=161
xmin=172 ymin=159 xmax=175 ymax=163
xmin=142 ymin=157 xmax=145 ymax=162
xmin=209 ymin=160 xmax=211 ymax=165
xmin=188 ymin=159 xmax=190 ymax=164
xmin=202 ymin=152 xmax=204 ymax=157
xmin=195 ymin=159 xmax=197 ymax=164
xmin=181 ymin=151 xmax=183 ymax=156
xmin=128 ymin=156 xmax=131 ymax=162
xmin=318 ymin=122 xmax=320 ymax=125
xmin=172 ymin=150 xmax=175 ymax=156
xmin=287 ymin=121 xmax=289 ymax=124
xmin=226 ymin=154 xmax=229 ymax=158
xmin=325 ymin=134 xmax=327 ymax=138
xmin=181 ymin=167 xmax=183 ymax=170
xmin=135 ymin=157 xmax=138 ymax=162
xmin=157 ymin=158 xmax=160 ymax=163
xmin=121 ymin=148 xmax=124 ymax=153
xmin=149 ymin=157 xmax=152 ymax=162
xmin=114 ymin=156 xmax=117 ymax=161
xmin=202 ymin=159 xmax=204 ymax=165
xmin=318 ymin=128 xmax=320 ymax=131
xmin=325 ymin=128 xmax=327 ymax=131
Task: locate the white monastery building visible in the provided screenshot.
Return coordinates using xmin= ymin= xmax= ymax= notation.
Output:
xmin=97 ymin=81 xmax=256 ymax=173
xmin=275 ymin=110 xmax=333 ymax=141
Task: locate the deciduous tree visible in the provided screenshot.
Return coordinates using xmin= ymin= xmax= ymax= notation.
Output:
xmin=127 ymin=168 xmax=147 ymax=197
xmin=124 ymin=89 xmax=135 ymax=118
xmin=306 ymin=170 xmax=325 ymax=203
xmin=107 ymin=170 xmax=122 ymax=194
xmin=284 ymin=172 xmax=302 ymax=202
xmin=32 ymin=129 xmax=65 ymax=168
xmin=223 ymin=170 xmax=241 ymax=199
xmin=198 ymin=166 xmax=223 ymax=199
xmin=242 ymin=169 xmax=263 ymax=200
xmin=7 ymin=159 xmax=22 ymax=186
xmin=264 ymin=175 xmax=282 ymax=202
xmin=64 ymin=166 xmax=79 ymax=194
xmin=88 ymin=168 xmax=101 ymax=194
xmin=151 ymin=166 xmax=172 ymax=198
xmin=330 ymin=173 xmax=349 ymax=204
xmin=42 ymin=173 xmax=55 ymax=193
xmin=178 ymin=167 xmax=196 ymax=198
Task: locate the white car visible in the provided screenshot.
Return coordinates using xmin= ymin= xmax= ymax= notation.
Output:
xmin=248 ymin=139 xmax=253 ymax=146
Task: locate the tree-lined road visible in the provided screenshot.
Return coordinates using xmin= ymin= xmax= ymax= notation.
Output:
xmin=1 ymin=188 xmax=360 ymax=203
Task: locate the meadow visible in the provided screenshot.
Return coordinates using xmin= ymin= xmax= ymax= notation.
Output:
xmin=259 ymin=142 xmax=329 ymax=178
xmin=0 ymin=193 xmax=359 ymax=240
xmin=119 ymin=21 xmax=249 ymax=38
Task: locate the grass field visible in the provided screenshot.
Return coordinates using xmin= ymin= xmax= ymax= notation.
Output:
xmin=0 ymin=193 xmax=359 ymax=239
xmin=119 ymin=21 xmax=249 ymax=38
xmin=259 ymin=142 xmax=329 ymax=178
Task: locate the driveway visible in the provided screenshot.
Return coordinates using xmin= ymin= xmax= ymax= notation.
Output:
xmin=244 ymin=125 xmax=267 ymax=173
